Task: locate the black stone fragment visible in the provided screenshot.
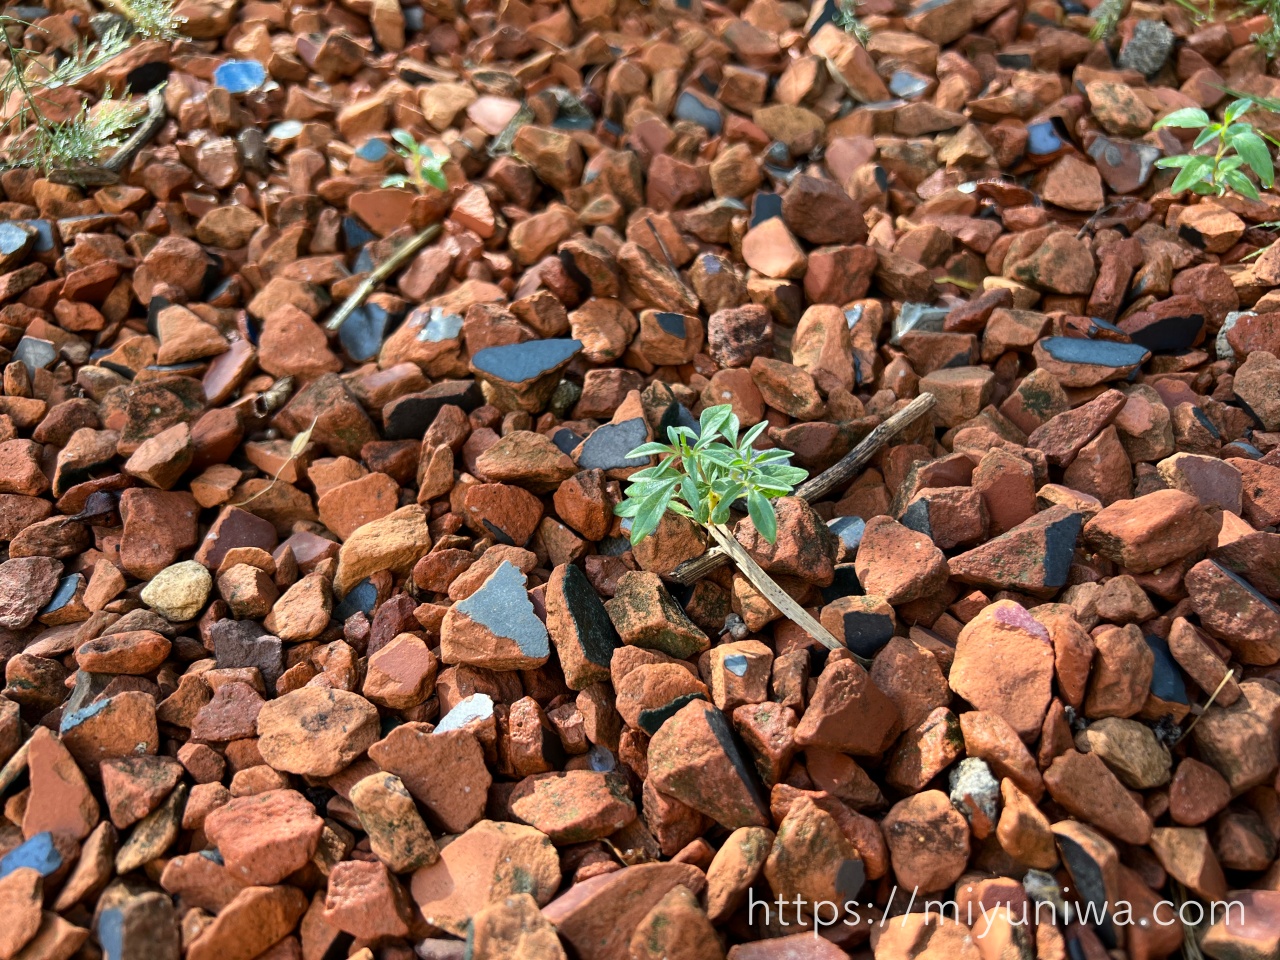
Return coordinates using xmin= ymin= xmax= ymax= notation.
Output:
xmin=383 ymin=380 xmax=483 ymax=440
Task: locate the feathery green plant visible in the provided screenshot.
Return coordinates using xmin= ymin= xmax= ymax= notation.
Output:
xmin=616 ymin=405 xmax=808 ymax=545
xmin=103 ymin=0 xmax=188 ymax=40
xmin=0 ymin=3 xmax=182 ymax=178
xmin=834 ymin=0 xmax=872 ymax=45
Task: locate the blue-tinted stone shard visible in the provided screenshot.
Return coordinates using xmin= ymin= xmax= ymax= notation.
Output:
xmin=471 ymin=338 xmax=582 ymax=385
xmin=214 ymin=59 xmax=266 ymax=93
xmin=1039 ymin=336 xmax=1149 ymax=368
xmin=0 ymin=832 xmax=62 ymax=879
xmin=334 ymin=577 xmax=378 ymax=619
xmin=674 ymin=90 xmax=722 ymax=135
xmin=577 ymin=418 xmax=650 ymax=471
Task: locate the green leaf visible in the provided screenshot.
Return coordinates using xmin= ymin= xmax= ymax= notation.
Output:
xmin=625 ymin=441 xmax=675 ymax=458
xmin=1224 ymin=99 xmax=1254 ymax=124
xmin=747 ymin=490 xmax=778 ymax=543
xmin=1155 ymin=107 xmax=1211 ymax=129
xmin=381 ymin=174 xmax=410 ymax=188
xmin=721 ymin=411 xmax=740 ymax=445
xmin=1218 ymin=154 xmax=1245 ymax=173
xmin=1223 ymin=169 xmax=1261 ymax=200
xmin=1193 ymin=128 xmax=1219 ymax=150
xmin=1231 ymin=131 xmax=1274 ymax=186
xmin=1156 ymin=155 xmax=1196 ymax=169
xmin=680 ymin=476 xmax=700 ymax=512
xmin=391 ymin=128 xmax=418 ymax=151
xmin=614 ymin=498 xmax=643 ymax=518
xmin=699 ymin=404 xmax=733 ymax=439
xmin=423 ymin=166 xmax=448 ymax=191
xmin=758 ymin=464 xmax=809 ymax=486
xmin=1171 ymin=156 xmax=1214 ymax=194
xmin=740 ymin=420 xmax=768 ymax=449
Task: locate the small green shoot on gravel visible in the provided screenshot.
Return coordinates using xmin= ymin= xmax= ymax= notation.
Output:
xmin=615 ymin=404 xmax=808 ymax=545
xmin=384 ymin=129 xmax=449 ymax=192
xmin=1154 ymin=98 xmax=1275 ymax=201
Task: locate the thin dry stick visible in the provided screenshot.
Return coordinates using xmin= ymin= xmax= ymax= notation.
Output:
xmin=707 ymin=522 xmax=852 ymax=658
xmin=232 ymin=415 xmax=318 ymax=507
xmin=325 ymin=222 xmax=442 ymax=333
xmin=669 ymin=392 xmax=937 ymax=585
xmin=1177 ymin=667 xmax=1236 ymax=744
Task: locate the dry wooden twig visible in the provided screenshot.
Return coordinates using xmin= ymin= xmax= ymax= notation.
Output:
xmin=707 ymin=522 xmax=851 ymax=657
xmin=325 ymin=222 xmax=442 ymax=333
xmin=669 ymin=392 xmax=937 ymax=585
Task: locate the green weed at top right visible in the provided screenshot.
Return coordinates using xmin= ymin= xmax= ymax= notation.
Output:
xmin=1154 ymin=98 xmax=1276 ymax=202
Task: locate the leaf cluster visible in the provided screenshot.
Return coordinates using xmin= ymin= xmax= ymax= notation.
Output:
xmin=384 ymin=128 xmax=449 ymax=192
xmin=614 ymin=404 xmax=808 ymax=546
xmin=1154 ymin=98 xmax=1275 ymax=201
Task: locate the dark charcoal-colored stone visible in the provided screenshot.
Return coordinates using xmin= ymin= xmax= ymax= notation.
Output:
xmin=840 ymin=608 xmax=896 ymax=659
xmin=38 ymin=574 xmax=82 ymax=618
xmin=1055 ymin=831 xmax=1118 ymax=948
xmin=750 ymin=192 xmax=783 ymax=228
xmin=552 ymin=428 xmax=585 ymax=454
xmin=821 ymin=564 xmax=866 ymax=604
xmin=1145 ymin=633 xmax=1189 ymax=706
xmin=552 ymin=563 xmax=620 ymax=680
xmin=638 ymin=691 xmax=707 ymax=736
xmin=656 ymin=313 xmax=687 ymax=338
xmin=576 ymin=418 xmax=650 ymax=471
xmin=828 ymin=516 xmax=866 ymax=553
xmin=1125 ymin=309 xmax=1204 ymax=354
xmin=335 ymin=577 xmax=378 ymax=619
xmin=383 ymin=380 xmax=483 ymax=440
xmin=211 ymin=620 xmax=284 ymax=694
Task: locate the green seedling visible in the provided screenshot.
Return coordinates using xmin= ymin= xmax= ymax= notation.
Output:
xmin=384 ymin=129 xmax=449 ymax=192
xmin=616 ymin=404 xmax=808 ymax=546
xmin=1154 ymin=98 xmax=1275 ymax=201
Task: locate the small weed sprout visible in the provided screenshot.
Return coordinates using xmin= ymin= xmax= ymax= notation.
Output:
xmin=1089 ymin=0 xmax=1124 ymax=42
xmin=384 ymin=129 xmax=449 ymax=192
xmin=616 ymin=405 xmax=808 ymax=546
xmin=14 ymin=93 xmax=148 ymax=175
xmin=1154 ymin=98 xmax=1275 ymax=201
xmin=1246 ymin=0 xmax=1280 ymax=57
xmin=103 ymin=0 xmax=188 ymax=40
xmin=1 ymin=2 xmax=183 ymax=177
xmin=834 ymin=0 xmax=872 ymax=45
